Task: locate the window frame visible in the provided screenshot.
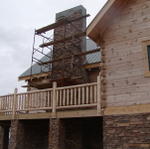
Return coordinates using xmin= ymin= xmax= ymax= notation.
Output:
xmin=143 ymin=40 xmax=150 ymax=77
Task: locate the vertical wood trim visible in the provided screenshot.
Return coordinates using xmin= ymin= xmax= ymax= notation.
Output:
xmin=78 ymin=88 xmax=81 ymax=105
xmin=70 ymin=89 xmax=73 ymax=105
xmin=74 ymin=88 xmax=77 ymax=105
xmin=52 ymin=82 xmax=57 ymax=116
xmin=99 ymin=42 xmax=106 ymax=115
xmin=90 ymin=86 xmax=93 ymax=103
xmin=67 ymin=89 xmax=69 ymax=106
xmin=56 ymin=90 xmax=59 ymax=107
xmin=82 ymin=87 xmax=85 ymax=104
xmin=47 ymin=91 xmax=50 ymax=107
xmin=86 ymin=86 xmax=89 ymax=104
xmin=94 ymin=85 xmax=97 ymax=103
xmin=12 ymin=88 xmax=18 ymax=119
xmin=63 ymin=89 xmax=66 ymax=106
xmin=97 ymin=75 xmax=101 ymax=115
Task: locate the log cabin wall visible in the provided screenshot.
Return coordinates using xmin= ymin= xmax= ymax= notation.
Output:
xmin=102 ymin=0 xmax=150 ymax=107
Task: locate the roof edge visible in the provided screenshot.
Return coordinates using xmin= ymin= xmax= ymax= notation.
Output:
xmin=87 ymin=0 xmax=115 ymax=40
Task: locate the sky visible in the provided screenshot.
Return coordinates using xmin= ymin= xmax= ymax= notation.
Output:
xmin=0 ymin=0 xmax=107 ymax=95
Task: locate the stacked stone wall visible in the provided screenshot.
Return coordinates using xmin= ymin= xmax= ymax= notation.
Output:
xmin=104 ymin=113 xmax=150 ymax=149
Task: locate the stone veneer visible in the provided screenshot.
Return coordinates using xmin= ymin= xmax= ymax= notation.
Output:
xmin=9 ymin=120 xmax=49 ymax=149
xmin=104 ymin=113 xmax=150 ymax=149
xmin=49 ymin=119 xmax=65 ymax=149
xmin=52 ymin=6 xmax=88 ymax=84
xmin=7 ymin=115 xmax=150 ymax=149
xmin=7 ymin=117 xmax=102 ymax=149
xmin=8 ymin=120 xmax=21 ymax=149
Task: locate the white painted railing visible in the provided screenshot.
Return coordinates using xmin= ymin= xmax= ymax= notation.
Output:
xmin=0 ymin=77 xmax=101 ymax=118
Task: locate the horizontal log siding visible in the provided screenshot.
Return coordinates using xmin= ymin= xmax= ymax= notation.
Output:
xmin=103 ymin=0 xmax=150 ymax=106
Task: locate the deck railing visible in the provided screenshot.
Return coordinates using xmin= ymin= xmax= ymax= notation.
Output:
xmin=0 ymin=76 xmax=101 ymax=118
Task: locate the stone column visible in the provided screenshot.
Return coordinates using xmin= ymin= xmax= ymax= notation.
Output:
xmin=9 ymin=121 xmax=18 ymax=149
xmin=49 ymin=119 xmax=65 ymax=149
xmin=8 ymin=120 xmax=24 ymax=149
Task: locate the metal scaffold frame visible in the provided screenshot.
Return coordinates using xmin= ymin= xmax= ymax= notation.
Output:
xmin=29 ymin=13 xmax=100 ymax=85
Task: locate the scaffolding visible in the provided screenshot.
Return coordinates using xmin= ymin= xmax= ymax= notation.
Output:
xmin=30 ymin=13 xmax=100 ymax=86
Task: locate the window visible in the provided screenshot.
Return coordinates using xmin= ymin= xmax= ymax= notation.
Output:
xmin=147 ymin=45 xmax=150 ymax=71
xmin=143 ymin=40 xmax=150 ymax=77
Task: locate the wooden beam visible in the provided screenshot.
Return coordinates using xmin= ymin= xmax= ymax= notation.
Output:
xmin=0 ymin=109 xmax=98 ymax=120
xmin=36 ymin=14 xmax=90 ymax=34
xmin=104 ymin=104 xmax=150 ymax=116
xmin=40 ymin=32 xmax=86 ymax=48
xmin=83 ymin=62 xmax=101 ymax=69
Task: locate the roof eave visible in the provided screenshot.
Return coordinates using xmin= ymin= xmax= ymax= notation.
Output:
xmin=87 ymin=0 xmax=116 ymax=42
xmin=18 ymin=72 xmax=51 ymax=81
xmin=87 ymin=0 xmax=130 ymax=44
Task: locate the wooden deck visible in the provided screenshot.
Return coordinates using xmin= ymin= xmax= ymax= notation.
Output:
xmin=0 ymin=77 xmax=101 ymax=120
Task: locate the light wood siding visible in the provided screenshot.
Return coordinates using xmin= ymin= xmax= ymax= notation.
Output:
xmin=102 ymin=0 xmax=150 ymax=107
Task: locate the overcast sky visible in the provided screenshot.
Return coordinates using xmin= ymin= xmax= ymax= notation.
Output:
xmin=0 ymin=0 xmax=107 ymax=95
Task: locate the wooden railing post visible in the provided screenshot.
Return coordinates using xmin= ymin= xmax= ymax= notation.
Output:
xmin=52 ymin=82 xmax=57 ymax=116
xmin=97 ymin=75 xmax=101 ymax=115
xmin=12 ymin=88 xmax=17 ymax=119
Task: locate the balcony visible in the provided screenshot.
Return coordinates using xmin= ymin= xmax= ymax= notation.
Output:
xmin=0 ymin=76 xmax=101 ymax=120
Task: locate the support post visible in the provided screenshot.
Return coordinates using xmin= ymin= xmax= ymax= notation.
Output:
xmin=12 ymin=88 xmax=17 ymax=120
xmin=97 ymin=75 xmax=101 ymax=115
xmin=52 ymin=82 xmax=57 ymax=117
xmin=49 ymin=119 xmax=65 ymax=149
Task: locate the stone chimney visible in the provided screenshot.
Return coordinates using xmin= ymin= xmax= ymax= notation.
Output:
xmin=51 ymin=5 xmax=88 ymax=85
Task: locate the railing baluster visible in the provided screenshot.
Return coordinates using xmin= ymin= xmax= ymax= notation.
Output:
xmin=34 ymin=93 xmax=36 ymax=108
xmin=37 ymin=92 xmax=40 ymax=108
xmin=22 ymin=94 xmax=24 ymax=110
xmin=59 ymin=90 xmax=61 ymax=106
xmin=67 ymin=89 xmax=69 ymax=106
xmin=63 ymin=89 xmax=66 ymax=106
xmin=51 ymin=90 xmax=53 ymax=107
xmin=40 ymin=92 xmax=42 ymax=108
xmin=78 ymin=87 xmax=81 ymax=105
xmin=94 ymin=85 xmax=97 ymax=103
xmin=18 ymin=95 xmax=20 ymax=111
xmin=90 ymin=85 xmax=93 ymax=104
xmin=44 ymin=91 xmax=46 ymax=107
xmin=9 ymin=96 xmax=10 ymax=110
xmin=56 ymin=90 xmax=58 ymax=107
xmin=86 ymin=86 xmax=89 ymax=104
xmin=47 ymin=91 xmax=50 ymax=107
xmin=82 ymin=87 xmax=85 ymax=104
xmin=12 ymin=88 xmax=17 ymax=119
xmin=21 ymin=95 xmax=23 ymax=110
xmin=70 ymin=89 xmax=73 ymax=105
xmin=74 ymin=88 xmax=77 ymax=105
xmin=27 ymin=93 xmax=30 ymax=111
xmin=97 ymin=75 xmax=101 ymax=115
xmin=52 ymin=82 xmax=57 ymax=115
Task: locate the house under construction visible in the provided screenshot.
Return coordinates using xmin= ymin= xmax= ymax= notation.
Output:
xmin=1 ymin=0 xmax=150 ymax=148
